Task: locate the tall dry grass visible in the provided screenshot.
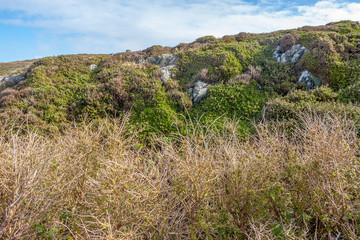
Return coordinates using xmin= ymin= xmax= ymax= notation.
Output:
xmin=0 ymin=113 xmax=359 ymax=239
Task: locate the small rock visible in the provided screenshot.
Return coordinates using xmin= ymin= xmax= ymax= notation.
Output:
xmin=89 ymin=64 xmax=97 ymax=71
xmin=188 ymin=88 xmax=193 ymax=94
xmin=298 ymin=70 xmax=321 ymax=90
xmin=191 ymin=81 xmax=210 ymax=104
xmin=160 ymin=66 xmax=175 ymax=84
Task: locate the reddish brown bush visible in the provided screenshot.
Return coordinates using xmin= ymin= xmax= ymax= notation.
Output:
xmin=280 ymin=34 xmax=297 ymax=52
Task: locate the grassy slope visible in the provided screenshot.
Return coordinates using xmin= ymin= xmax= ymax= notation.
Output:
xmin=0 ymin=21 xmax=359 ymax=137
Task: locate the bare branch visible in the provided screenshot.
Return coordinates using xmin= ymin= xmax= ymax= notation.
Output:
xmin=0 ymin=192 xmax=24 ymax=237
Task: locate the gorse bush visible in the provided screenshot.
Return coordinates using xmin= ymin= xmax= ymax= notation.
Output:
xmin=0 ymin=113 xmax=359 ymax=239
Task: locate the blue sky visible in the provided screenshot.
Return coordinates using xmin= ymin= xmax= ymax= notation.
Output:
xmin=0 ymin=0 xmax=359 ymax=62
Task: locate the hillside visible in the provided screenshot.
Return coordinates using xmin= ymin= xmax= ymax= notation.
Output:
xmin=0 ymin=21 xmax=360 ymax=239
xmin=0 ymin=21 xmax=360 ymax=136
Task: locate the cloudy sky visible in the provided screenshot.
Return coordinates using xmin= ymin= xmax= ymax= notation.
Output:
xmin=0 ymin=0 xmax=359 ymax=62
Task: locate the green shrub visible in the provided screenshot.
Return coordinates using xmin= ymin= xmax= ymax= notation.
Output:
xmin=176 ymin=41 xmax=262 ymax=86
xmin=328 ymin=59 xmax=360 ymax=90
xmin=191 ymin=83 xmax=265 ymax=136
xmin=339 ymin=81 xmax=360 ymax=103
xmin=265 ymin=87 xmax=360 ymax=135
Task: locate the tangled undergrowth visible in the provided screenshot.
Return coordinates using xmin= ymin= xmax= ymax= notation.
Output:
xmin=0 ymin=113 xmax=359 ymax=239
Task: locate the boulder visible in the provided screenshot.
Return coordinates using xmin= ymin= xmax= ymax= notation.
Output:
xmin=273 ymin=44 xmax=308 ymax=63
xmin=140 ymin=54 xmax=177 ymax=84
xmin=148 ymin=54 xmax=177 ymax=67
xmin=189 ymin=81 xmax=210 ymax=104
xmin=298 ymin=71 xmax=321 ymax=90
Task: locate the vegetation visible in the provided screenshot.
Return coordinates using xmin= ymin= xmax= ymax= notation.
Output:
xmin=0 ymin=114 xmax=359 ymax=239
xmin=0 ymin=59 xmax=34 ymax=76
xmin=191 ymin=83 xmax=265 ymax=136
xmin=0 ymin=20 xmax=360 ymax=239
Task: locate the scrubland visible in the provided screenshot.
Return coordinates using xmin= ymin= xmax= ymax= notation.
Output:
xmin=1 ymin=21 xmax=360 ymax=239
xmin=1 ymin=113 xmax=359 ymax=239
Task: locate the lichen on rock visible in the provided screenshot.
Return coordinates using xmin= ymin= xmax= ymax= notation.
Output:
xmin=140 ymin=54 xmax=177 ymax=84
xmin=273 ymin=44 xmax=308 ymax=63
xmin=189 ymin=81 xmax=210 ymax=104
xmin=0 ymin=76 xmax=26 ymax=89
xmin=89 ymin=64 xmax=97 ymax=71
xmin=298 ymin=70 xmax=321 ymax=90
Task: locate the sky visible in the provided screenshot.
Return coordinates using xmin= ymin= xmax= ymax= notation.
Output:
xmin=0 ymin=0 xmax=359 ymax=62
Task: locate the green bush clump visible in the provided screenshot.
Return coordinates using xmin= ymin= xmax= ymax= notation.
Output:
xmin=176 ymin=41 xmax=262 ymax=86
xmin=0 ymin=55 xmax=107 ymax=130
xmin=191 ymin=83 xmax=265 ymax=135
xmin=94 ymin=61 xmax=189 ymax=139
xmin=328 ymin=59 xmax=360 ymax=90
xmin=265 ymin=87 xmax=360 ymax=134
xmin=253 ymin=48 xmax=298 ymax=95
xmin=0 ymin=55 xmax=190 ymax=137
xmin=339 ymin=81 xmax=360 ymax=104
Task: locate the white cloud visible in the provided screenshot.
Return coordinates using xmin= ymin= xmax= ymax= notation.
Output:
xmin=0 ymin=0 xmax=359 ymax=54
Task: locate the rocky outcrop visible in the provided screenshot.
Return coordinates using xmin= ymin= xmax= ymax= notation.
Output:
xmin=141 ymin=54 xmax=177 ymax=84
xmin=0 ymin=76 xmax=26 ymax=88
xmin=189 ymin=81 xmax=210 ymax=104
xmin=298 ymin=71 xmax=321 ymax=90
xmin=273 ymin=44 xmax=308 ymax=63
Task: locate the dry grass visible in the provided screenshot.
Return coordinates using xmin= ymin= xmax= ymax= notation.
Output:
xmin=0 ymin=113 xmax=359 ymax=239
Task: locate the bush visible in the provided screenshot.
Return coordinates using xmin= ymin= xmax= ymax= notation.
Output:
xmin=191 ymin=83 xmax=265 ymax=136
xmin=264 ymin=87 xmax=360 ymax=135
xmin=339 ymin=81 xmax=360 ymax=104
xmin=176 ymin=41 xmax=262 ymax=86
xmin=0 ymin=113 xmax=359 ymax=239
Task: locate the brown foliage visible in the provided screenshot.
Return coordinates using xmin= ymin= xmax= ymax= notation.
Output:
xmin=0 ymin=113 xmax=359 ymax=239
xmin=280 ymin=34 xmax=297 ymax=52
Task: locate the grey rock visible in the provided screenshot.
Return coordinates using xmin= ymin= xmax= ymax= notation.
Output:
xmin=160 ymin=66 xmax=174 ymax=84
xmin=298 ymin=71 xmax=321 ymax=90
xmin=140 ymin=54 xmax=177 ymax=84
xmin=273 ymin=44 xmax=307 ymax=63
xmin=188 ymin=88 xmax=193 ymax=94
xmin=191 ymin=81 xmax=210 ymax=104
xmin=89 ymin=64 xmax=97 ymax=71
xmin=0 ymin=76 xmax=26 ymax=87
xmin=148 ymin=54 xmax=177 ymax=67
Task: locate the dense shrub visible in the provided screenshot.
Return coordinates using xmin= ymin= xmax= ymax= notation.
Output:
xmin=191 ymin=83 xmax=265 ymax=135
xmin=339 ymin=81 xmax=360 ymax=104
xmin=280 ymin=33 xmax=297 ymax=52
xmin=264 ymin=87 xmax=360 ymax=135
xmin=0 ymin=114 xmax=359 ymax=239
xmin=176 ymin=41 xmax=262 ymax=86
